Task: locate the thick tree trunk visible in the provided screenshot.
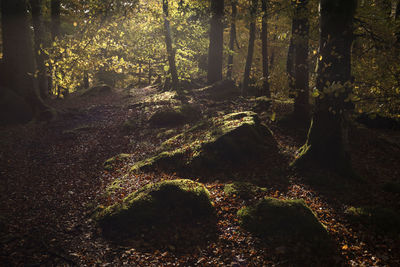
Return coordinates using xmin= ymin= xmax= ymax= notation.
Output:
xmin=286 ymin=38 xmax=295 ymax=97
xmin=163 ymin=0 xmax=179 ymax=90
xmin=242 ymin=0 xmax=257 ymax=95
xmin=207 ymin=0 xmax=224 ymax=84
xmin=292 ymin=0 xmax=310 ymax=120
xmin=261 ymin=0 xmax=271 ymax=98
xmin=1 ymin=0 xmax=53 ymax=124
xmin=226 ymin=0 xmax=237 ymax=80
xmin=30 ymin=0 xmax=49 ymax=99
xmin=294 ymin=0 xmax=357 ymax=174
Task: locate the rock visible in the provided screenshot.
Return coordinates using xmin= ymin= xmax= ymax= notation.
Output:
xmin=237 ymin=198 xmax=328 ymax=243
xmin=0 ymin=87 xmax=33 ymax=125
xmin=345 ymin=206 xmax=400 ymax=234
xmin=95 ymin=179 xmax=214 ymax=239
xmin=224 ymin=182 xmax=266 ymax=199
xmin=195 ymin=80 xmax=239 ymax=101
xmin=131 ymin=111 xmax=277 ymax=175
xmin=251 ymin=96 xmax=271 ymax=113
xmin=103 ymin=153 xmax=132 ymax=171
xmin=148 ymin=104 xmax=202 ymax=127
xmin=80 ymin=84 xmax=112 ymax=97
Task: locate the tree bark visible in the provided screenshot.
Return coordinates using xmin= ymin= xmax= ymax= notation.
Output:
xmin=292 ymin=0 xmax=310 ymax=120
xmin=207 ymin=0 xmax=224 ymax=84
xmin=51 ymin=0 xmax=61 ymax=40
xmin=242 ymin=0 xmax=258 ymax=95
xmin=261 ymin=0 xmax=271 ymax=98
xmin=294 ymin=0 xmax=357 ymax=174
xmin=163 ymin=0 xmax=179 ymax=90
xmin=1 ymin=0 xmax=53 ymax=123
xmin=226 ymin=0 xmax=237 ymax=80
xmin=30 ymin=0 xmax=49 ymax=99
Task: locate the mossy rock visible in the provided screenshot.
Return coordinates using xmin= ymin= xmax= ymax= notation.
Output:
xmin=238 ymin=198 xmax=328 ymax=243
xmin=382 ymin=181 xmax=400 ymax=194
xmin=224 ymin=182 xmax=266 ymax=199
xmin=80 ymin=84 xmax=112 ymax=97
xmin=251 ymin=96 xmax=272 ymax=113
xmin=195 ymin=80 xmax=239 ymax=101
xmin=0 ymin=87 xmax=33 ymax=125
xmin=148 ymin=104 xmax=201 ymax=127
xmin=103 ymin=154 xmax=132 ymax=171
xmin=95 ymin=179 xmax=214 ymax=239
xmin=345 ymin=206 xmax=400 ymax=234
xmin=132 ymin=111 xmax=276 ymax=175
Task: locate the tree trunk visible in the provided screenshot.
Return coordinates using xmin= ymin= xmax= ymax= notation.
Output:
xmin=294 ymin=0 xmax=357 ymax=174
xmin=261 ymin=0 xmax=271 ymax=98
xmin=83 ymin=71 xmax=89 ymax=89
xmin=1 ymin=0 xmax=53 ymax=124
xmin=226 ymin=0 xmax=237 ymax=80
xmin=30 ymin=0 xmax=49 ymax=99
xmin=207 ymin=0 xmax=224 ymax=84
xmin=51 ymin=0 xmax=61 ymax=40
xmin=163 ymin=0 xmax=179 ymax=90
xmin=242 ymin=0 xmax=258 ymax=95
xmin=286 ymin=38 xmax=295 ymax=97
xmin=292 ymin=0 xmax=310 ymax=120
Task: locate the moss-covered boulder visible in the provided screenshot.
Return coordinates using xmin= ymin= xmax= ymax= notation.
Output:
xmin=148 ymin=104 xmax=201 ymax=127
xmin=131 ymin=111 xmax=276 ymax=175
xmin=224 ymin=182 xmax=266 ymax=199
xmin=238 ymin=198 xmax=328 ymax=243
xmin=345 ymin=206 xmax=400 ymax=234
xmin=103 ymin=153 xmax=132 ymax=171
xmin=95 ymin=179 xmax=214 ymax=239
xmin=80 ymin=84 xmax=112 ymax=97
xmin=195 ymin=80 xmax=239 ymax=101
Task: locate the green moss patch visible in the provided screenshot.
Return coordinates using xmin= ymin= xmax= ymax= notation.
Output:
xmin=224 ymin=182 xmax=266 ymax=199
xmin=238 ymin=198 xmax=328 ymax=243
xmin=345 ymin=206 xmax=400 ymax=234
xmin=95 ymin=179 xmax=215 ymax=240
xmin=80 ymin=84 xmax=112 ymax=97
xmin=148 ymin=104 xmax=201 ymax=127
xmin=103 ymin=153 xmax=132 ymax=171
xmin=131 ymin=111 xmax=276 ymax=175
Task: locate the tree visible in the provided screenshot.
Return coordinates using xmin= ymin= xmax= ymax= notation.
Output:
xmin=51 ymin=0 xmax=61 ymax=40
xmin=163 ymin=0 xmax=179 ymax=89
xmin=291 ymin=0 xmax=310 ymax=121
xmin=242 ymin=0 xmax=258 ymax=94
xmin=261 ymin=0 xmax=271 ymax=98
xmin=207 ymin=0 xmax=224 ymax=84
xmin=226 ymin=0 xmax=238 ymax=80
xmin=294 ymin=0 xmax=357 ymax=174
xmin=30 ymin=0 xmax=49 ymax=99
xmin=1 ymin=0 xmax=53 ymax=123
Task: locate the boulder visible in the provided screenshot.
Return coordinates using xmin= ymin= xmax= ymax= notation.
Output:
xmin=224 ymin=182 xmax=266 ymax=199
xmin=238 ymin=198 xmax=328 ymax=243
xmin=95 ymin=179 xmax=214 ymax=239
xmin=195 ymin=80 xmax=239 ymax=101
xmin=80 ymin=84 xmax=112 ymax=97
xmin=0 ymin=87 xmax=33 ymax=125
xmin=131 ymin=111 xmax=276 ymax=175
xmin=148 ymin=104 xmax=201 ymax=127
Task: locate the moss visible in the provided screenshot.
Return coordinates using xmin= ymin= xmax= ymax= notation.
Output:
xmin=224 ymin=182 xmax=266 ymax=199
xmin=95 ymin=179 xmax=214 ymax=239
xmin=345 ymin=206 xmax=400 ymax=234
xmin=148 ymin=104 xmax=201 ymax=127
xmin=238 ymin=198 xmax=328 ymax=243
xmin=131 ymin=111 xmax=275 ymax=174
xmin=103 ymin=154 xmax=132 ymax=171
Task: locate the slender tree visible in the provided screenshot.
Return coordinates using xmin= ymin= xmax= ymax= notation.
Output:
xmin=51 ymin=0 xmax=61 ymax=40
xmin=207 ymin=0 xmax=224 ymax=84
xmin=292 ymin=0 xmax=310 ymax=120
xmin=30 ymin=0 xmax=49 ymax=99
xmin=261 ymin=0 xmax=271 ymax=97
xmin=242 ymin=0 xmax=258 ymax=94
xmin=226 ymin=0 xmax=238 ymax=80
xmin=163 ymin=0 xmax=179 ymax=89
xmin=1 ymin=0 xmax=53 ymax=123
xmin=294 ymin=0 xmax=357 ymax=174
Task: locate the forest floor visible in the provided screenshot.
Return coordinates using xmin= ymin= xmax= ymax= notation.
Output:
xmin=0 ymin=86 xmax=399 ymax=266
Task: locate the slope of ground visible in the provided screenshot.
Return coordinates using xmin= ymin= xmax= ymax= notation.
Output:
xmin=0 ymin=86 xmax=399 ymax=266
